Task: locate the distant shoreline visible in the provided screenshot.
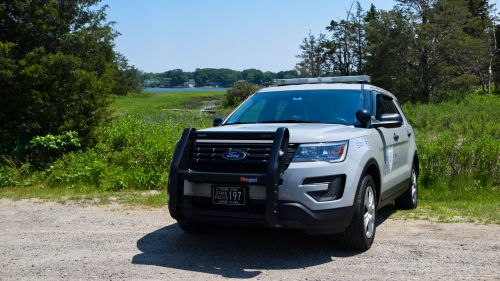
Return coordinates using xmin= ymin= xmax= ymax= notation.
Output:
xmin=142 ymin=87 xmax=230 ymax=92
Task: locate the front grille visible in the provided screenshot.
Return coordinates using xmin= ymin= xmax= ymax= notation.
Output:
xmin=190 ymin=143 xmax=297 ymax=174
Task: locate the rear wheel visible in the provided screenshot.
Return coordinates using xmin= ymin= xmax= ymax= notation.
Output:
xmin=178 ymin=221 xmax=216 ymax=234
xmin=338 ymin=175 xmax=376 ymax=250
xmin=395 ymin=163 xmax=418 ymax=210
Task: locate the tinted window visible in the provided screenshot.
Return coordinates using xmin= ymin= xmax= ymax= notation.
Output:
xmin=225 ymin=90 xmax=364 ymax=125
xmin=375 ymin=96 xmax=386 ymax=120
xmin=382 ymin=98 xmax=399 ymax=114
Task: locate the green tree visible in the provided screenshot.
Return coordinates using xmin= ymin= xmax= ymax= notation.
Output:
xmin=111 ymin=52 xmax=142 ymax=95
xmin=0 ymin=0 xmax=117 ymax=157
xmin=242 ymin=69 xmax=264 ymax=84
xmin=323 ymin=1 xmax=364 ymax=76
xmin=364 ymin=0 xmax=490 ymax=102
xmin=295 ymin=31 xmax=328 ymax=77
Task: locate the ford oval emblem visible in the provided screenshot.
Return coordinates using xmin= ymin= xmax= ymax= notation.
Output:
xmin=222 ymin=150 xmax=247 ymax=161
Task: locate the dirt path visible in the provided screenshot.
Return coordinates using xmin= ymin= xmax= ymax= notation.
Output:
xmin=1 ymin=199 xmax=499 ymax=280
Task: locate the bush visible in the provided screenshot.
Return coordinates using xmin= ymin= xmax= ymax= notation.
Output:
xmin=26 ymin=131 xmax=81 ymax=168
xmin=221 ymin=82 xmax=263 ymax=107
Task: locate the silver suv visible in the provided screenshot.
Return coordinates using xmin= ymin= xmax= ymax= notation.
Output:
xmin=168 ymin=76 xmax=418 ymax=250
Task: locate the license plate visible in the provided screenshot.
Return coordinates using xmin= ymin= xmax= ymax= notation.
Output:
xmin=212 ymin=186 xmax=246 ymax=205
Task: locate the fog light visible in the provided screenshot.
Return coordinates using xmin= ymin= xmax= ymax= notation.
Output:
xmin=306 ymin=176 xmax=344 ymax=202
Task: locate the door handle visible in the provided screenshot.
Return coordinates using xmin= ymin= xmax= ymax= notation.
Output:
xmin=393 ymin=134 xmax=400 ymax=141
xmin=407 ymin=131 xmax=412 ymax=137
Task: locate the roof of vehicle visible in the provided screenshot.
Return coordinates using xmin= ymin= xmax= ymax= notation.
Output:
xmin=257 ymin=83 xmax=398 ymax=101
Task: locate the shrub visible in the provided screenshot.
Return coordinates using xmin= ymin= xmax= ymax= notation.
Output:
xmin=26 ymin=131 xmax=81 ymax=167
xmin=221 ymin=82 xmax=263 ymax=107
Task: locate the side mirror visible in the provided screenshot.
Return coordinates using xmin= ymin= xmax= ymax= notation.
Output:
xmin=372 ymin=113 xmax=402 ymax=128
xmin=356 ymin=109 xmax=371 ymax=124
xmin=213 ymin=116 xmax=226 ymax=127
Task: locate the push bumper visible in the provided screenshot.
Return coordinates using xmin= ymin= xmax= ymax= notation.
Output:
xmin=168 ymin=127 xmax=354 ymax=232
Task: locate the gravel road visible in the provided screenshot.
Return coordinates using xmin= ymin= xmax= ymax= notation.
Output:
xmin=1 ymin=199 xmax=499 ymax=280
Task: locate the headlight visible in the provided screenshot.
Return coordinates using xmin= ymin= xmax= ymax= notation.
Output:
xmin=292 ymin=141 xmax=348 ymax=163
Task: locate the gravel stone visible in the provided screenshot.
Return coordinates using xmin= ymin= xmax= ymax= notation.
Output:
xmin=1 ymin=199 xmax=499 ymax=280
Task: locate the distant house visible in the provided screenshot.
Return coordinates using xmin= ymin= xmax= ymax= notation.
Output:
xmin=144 ymin=79 xmax=159 ymax=84
xmin=237 ymin=80 xmax=246 ymax=83
xmin=188 ymin=79 xmax=195 ymax=84
xmin=163 ymin=78 xmax=171 ymax=84
xmin=183 ymin=82 xmax=189 ymax=86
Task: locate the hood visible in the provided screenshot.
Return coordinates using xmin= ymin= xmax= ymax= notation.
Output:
xmin=199 ymin=123 xmax=369 ymax=143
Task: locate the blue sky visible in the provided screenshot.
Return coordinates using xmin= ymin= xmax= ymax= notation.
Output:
xmin=100 ymin=0 xmax=397 ymax=73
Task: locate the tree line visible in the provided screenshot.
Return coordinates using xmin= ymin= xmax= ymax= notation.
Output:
xmin=295 ymin=0 xmax=498 ymax=103
xmin=141 ymin=68 xmax=300 ymax=87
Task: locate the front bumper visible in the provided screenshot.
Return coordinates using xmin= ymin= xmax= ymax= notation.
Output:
xmin=180 ymin=197 xmax=355 ymax=232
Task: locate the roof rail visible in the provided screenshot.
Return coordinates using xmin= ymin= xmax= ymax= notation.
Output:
xmin=277 ymin=76 xmax=370 ymax=86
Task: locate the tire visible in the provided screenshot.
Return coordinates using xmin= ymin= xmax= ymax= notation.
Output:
xmin=338 ymin=175 xmax=377 ymax=250
xmin=178 ymin=221 xmax=216 ymax=234
xmin=395 ymin=163 xmax=418 ymax=210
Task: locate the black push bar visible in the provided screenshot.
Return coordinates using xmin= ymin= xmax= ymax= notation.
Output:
xmin=168 ymin=127 xmax=289 ymax=228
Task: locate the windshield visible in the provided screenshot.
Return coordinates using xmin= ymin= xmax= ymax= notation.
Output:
xmin=224 ymin=90 xmax=364 ymax=126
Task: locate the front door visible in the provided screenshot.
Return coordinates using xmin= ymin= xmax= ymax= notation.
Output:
xmin=374 ymin=94 xmax=410 ymax=196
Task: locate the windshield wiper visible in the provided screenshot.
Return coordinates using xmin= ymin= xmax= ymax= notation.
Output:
xmin=260 ymin=120 xmax=321 ymax=123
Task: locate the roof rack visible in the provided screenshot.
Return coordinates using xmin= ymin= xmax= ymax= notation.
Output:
xmin=276 ymin=75 xmax=370 ymax=86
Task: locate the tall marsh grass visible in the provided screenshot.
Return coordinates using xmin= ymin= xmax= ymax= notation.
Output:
xmin=403 ymin=94 xmax=500 ymax=185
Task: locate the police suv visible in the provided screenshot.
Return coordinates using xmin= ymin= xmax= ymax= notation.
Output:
xmin=168 ymin=76 xmax=418 ymax=250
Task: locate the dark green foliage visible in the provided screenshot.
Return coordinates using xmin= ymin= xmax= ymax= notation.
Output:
xmin=403 ymin=93 xmax=500 ymax=184
xmin=26 ymin=131 xmax=81 ymax=168
xmin=0 ymin=0 xmax=116 ymax=157
xmin=241 ymin=69 xmax=264 ymax=84
xmin=364 ymin=0 xmax=490 ymax=102
xmin=221 ymin=82 xmax=263 ymax=107
xmin=296 ymin=0 xmax=495 ymax=103
xmin=111 ymin=53 xmax=142 ymax=95
xmin=142 ymin=68 xmax=300 ymax=87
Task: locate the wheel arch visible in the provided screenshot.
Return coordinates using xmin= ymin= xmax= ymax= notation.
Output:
xmin=354 ymin=158 xmax=381 ymax=207
xmin=413 ymin=150 xmax=419 ymax=176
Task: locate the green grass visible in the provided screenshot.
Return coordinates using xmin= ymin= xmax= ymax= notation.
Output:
xmin=378 ymin=175 xmax=500 ymax=223
xmin=0 ymin=185 xmax=169 ymax=208
xmin=110 ymin=91 xmax=226 ymax=110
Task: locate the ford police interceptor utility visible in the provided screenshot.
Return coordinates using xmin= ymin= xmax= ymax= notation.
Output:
xmin=168 ymin=76 xmax=418 ymax=250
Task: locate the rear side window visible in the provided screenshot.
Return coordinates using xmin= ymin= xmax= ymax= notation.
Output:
xmin=375 ymin=96 xmax=386 ymax=120
xmin=382 ymin=98 xmax=399 ymax=114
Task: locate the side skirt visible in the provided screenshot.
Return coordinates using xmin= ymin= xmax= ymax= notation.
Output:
xmin=378 ymin=178 xmax=410 ymax=210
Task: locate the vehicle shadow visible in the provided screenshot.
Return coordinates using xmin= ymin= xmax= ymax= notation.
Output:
xmin=132 ymin=214 xmax=389 ymax=278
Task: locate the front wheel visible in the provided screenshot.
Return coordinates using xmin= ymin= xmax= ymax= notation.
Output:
xmin=338 ymin=174 xmax=377 ymax=250
xmin=395 ymin=163 xmax=418 ymax=210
